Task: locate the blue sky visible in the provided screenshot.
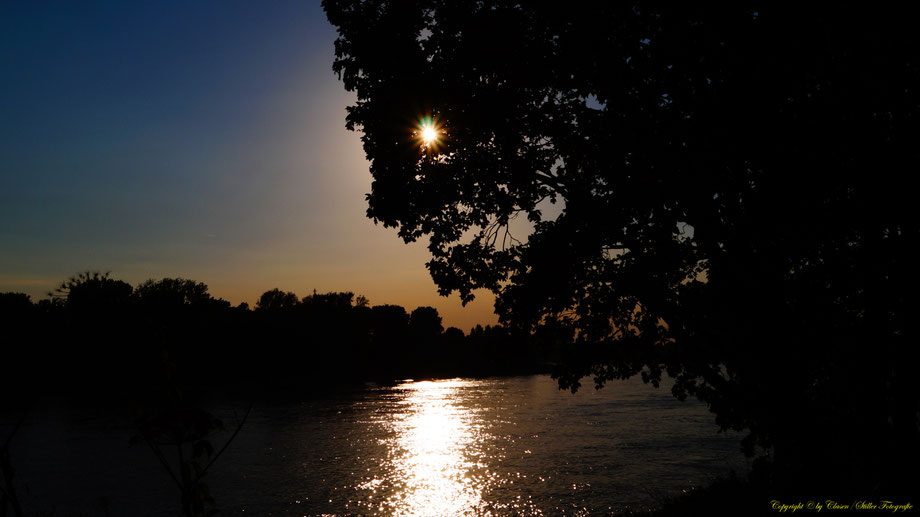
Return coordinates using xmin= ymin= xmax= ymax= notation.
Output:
xmin=0 ymin=1 xmax=497 ymax=330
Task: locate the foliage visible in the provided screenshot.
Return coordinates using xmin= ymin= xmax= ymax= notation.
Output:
xmin=325 ymin=3 xmax=919 ymax=496
xmin=134 ymin=278 xmax=216 ymax=308
xmin=409 ymin=306 xmax=443 ymax=335
xmin=134 ymin=406 xmax=250 ymax=517
xmin=51 ymin=271 xmax=132 ymax=313
xmin=255 ymin=288 xmax=300 ymax=312
xmin=6 ymin=274 xmax=548 ymax=394
xmin=0 ymin=293 xmax=31 ymax=312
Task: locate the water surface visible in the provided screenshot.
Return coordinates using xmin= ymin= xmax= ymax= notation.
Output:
xmin=11 ymin=375 xmax=747 ymax=515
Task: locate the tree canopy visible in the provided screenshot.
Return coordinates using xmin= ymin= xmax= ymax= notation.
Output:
xmin=325 ymin=3 xmax=919 ymax=496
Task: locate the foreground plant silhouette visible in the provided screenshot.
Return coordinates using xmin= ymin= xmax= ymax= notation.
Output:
xmin=134 ymin=404 xmax=251 ymax=517
xmin=0 ymin=411 xmax=26 ymax=517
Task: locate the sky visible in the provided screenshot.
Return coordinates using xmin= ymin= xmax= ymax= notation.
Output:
xmin=0 ymin=1 xmax=498 ymax=331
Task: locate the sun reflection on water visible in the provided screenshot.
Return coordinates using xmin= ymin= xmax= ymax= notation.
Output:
xmin=359 ymin=379 xmax=486 ymax=516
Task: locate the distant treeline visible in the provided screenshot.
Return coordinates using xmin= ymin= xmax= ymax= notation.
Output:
xmin=1 ymin=272 xmax=558 ymax=403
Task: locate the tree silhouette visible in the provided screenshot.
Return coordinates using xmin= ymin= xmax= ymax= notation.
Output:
xmin=51 ymin=271 xmax=132 ymax=314
xmin=135 ymin=278 xmax=215 ymax=309
xmin=255 ymin=288 xmax=300 ymax=312
xmin=325 ymin=3 xmax=919 ymax=496
xmin=409 ymin=306 xmax=443 ymax=337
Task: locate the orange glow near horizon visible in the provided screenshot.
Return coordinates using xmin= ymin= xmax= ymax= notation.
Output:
xmin=193 ymin=270 xmax=499 ymax=334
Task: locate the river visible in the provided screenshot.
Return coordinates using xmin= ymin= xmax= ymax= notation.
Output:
xmin=9 ymin=375 xmax=748 ymax=515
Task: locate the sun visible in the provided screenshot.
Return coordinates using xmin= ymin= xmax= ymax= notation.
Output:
xmin=415 ymin=117 xmax=445 ymax=152
xmin=422 ymin=124 xmax=438 ymax=145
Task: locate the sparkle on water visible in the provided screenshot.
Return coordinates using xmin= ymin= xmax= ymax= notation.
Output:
xmin=359 ymin=379 xmax=486 ymax=515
